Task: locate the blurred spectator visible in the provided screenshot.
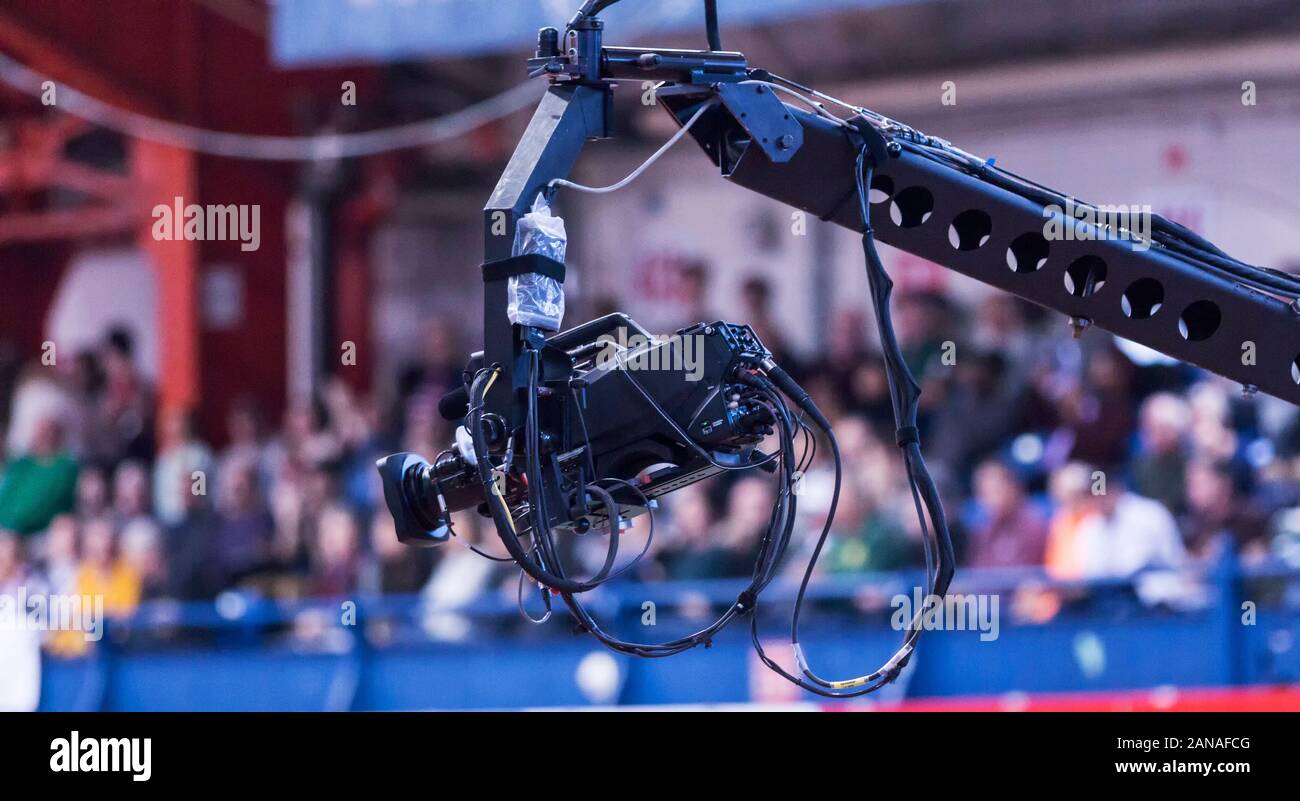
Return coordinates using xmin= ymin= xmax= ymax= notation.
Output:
xmin=971 ymin=294 xmax=1039 ymax=376
xmin=306 ymin=505 xmax=361 ymax=597
xmin=801 ymin=308 xmax=866 ymax=397
xmin=1028 ymin=343 xmax=1136 ymax=471
xmin=113 ymin=460 xmax=154 ymax=526
xmin=894 ymin=292 xmax=951 ymax=378
xmin=0 ymin=530 xmax=42 ymax=711
xmin=162 ymin=466 xmax=218 ymax=600
xmin=364 ymin=509 xmax=435 ymax=594
xmin=211 ymin=459 xmax=276 ymax=590
xmin=1186 ymin=382 xmax=1239 ymax=461
xmin=1131 ymin=392 xmax=1192 ymax=515
xmin=5 ymin=365 xmax=80 ymax=460
xmin=83 ymin=326 xmax=155 ymax=465
xmin=677 ymin=259 xmax=712 ymax=326
xmin=846 ymin=357 xmax=895 ymax=435
xmin=1077 ymin=345 xmax=1139 ymax=470
xmin=75 ymin=516 xmax=142 ymax=619
xmin=929 ymin=351 xmax=1025 ymax=484
xmin=715 ymin=477 xmax=775 ymax=577
xmin=658 ymin=483 xmax=730 ymax=580
xmin=268 ymin=402 xmax=341 ymax=484
xmin=1076 ymin=481 xmax=1186 ymax=579
xmin=269 ymin=461 xmax=335 ymax=584
xmin=322 ymin=377 xmax=382 ymax=516
xmin=153 ymin=407 xmax=213 ymax=527
xmin=1045 ymin=462 xmax=1098 ymax=580
xmin=818 ymin=476 xmax=910 ymax=574
xmin=75 ymin=465 xmax=110 ymax=518
xmin=741 ymin=275 xmax=794 ymax=368
xmin=120 ymin=518 xmax=168 ymax=601
xmin=48 ymin=516 xmax=140 ymax=657
xmin=0 ymin=416 xmax=78 ymax=535
xmin=38 ymin=514 xmax=80 ymax=595
xmin=393 ymin=320 xmax=465 ymax=434
xmin=804 ymin=416 xmax=915 ymax=574
xmin=1183 ymin=458 xmax=1269 ymax=561
xmin=965 ymin=460 xmax=1048 ymax=568
xmin=68 ymin=350 xmax=105 ymax=452
xmin=215 ymin=397 xmax=272 ymax=500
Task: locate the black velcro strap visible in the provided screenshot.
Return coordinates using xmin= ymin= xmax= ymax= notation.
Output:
xmin=481 ymin=253 xmax=566 ymax=283
xmin=895 ymin=426 xmax=919 ymax=447
xmin=848 ymin=114 xmax=891 ymax=167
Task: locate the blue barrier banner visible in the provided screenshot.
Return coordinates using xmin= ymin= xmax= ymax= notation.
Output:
xmin=271 ymin=0 xmax=917 ymax=66
xmin=30 ymin=560 xmax=1300 ymax=711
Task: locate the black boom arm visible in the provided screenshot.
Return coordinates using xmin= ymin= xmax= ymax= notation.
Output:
xmin=655 ymin=87 xmax=1300 ymax=404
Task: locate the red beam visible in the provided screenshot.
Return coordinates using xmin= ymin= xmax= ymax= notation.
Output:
xmin=0 ymin=206 xmax=135 ymax=244
xmin=132 ymin=139 xmax=199 ymax=416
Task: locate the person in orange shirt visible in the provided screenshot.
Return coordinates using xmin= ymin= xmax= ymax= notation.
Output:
xmin=1013 ymin=463 xmax=1100 ymax=623
xmin=1044 ymin=462 xmax=1100 ymax=581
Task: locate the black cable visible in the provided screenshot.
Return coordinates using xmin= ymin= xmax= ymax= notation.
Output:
xmin=704 ymin=0 xmax=722 ymax=51
xmin=468 ymin=366 xmax=602 ymax=594
xmin=466 ymin=344 xmax=790 ymax=658
xmin=558 ymin=376 xmax=795 ymax=656
xmin=575 ymin=477 xmax=658 ymax=584
xmin=747 ymin=144 xmax=956 ymax=698
xmin=617 ymin=367 xmax=781 ymax=471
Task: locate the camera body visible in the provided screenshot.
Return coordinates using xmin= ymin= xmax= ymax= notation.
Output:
xmin=377 ymin=315 xmax=776 ymax=546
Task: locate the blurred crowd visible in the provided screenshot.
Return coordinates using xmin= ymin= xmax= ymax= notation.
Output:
xmin=5 ymin=267 xmax=1300 ymax=654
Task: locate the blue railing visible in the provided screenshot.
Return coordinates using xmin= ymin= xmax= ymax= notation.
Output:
xmin=36 ymin=548 xmax=1300 ymax=710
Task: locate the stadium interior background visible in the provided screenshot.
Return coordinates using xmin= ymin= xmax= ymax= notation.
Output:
xmin=3 ymin=0 xmax=1300 ymax=710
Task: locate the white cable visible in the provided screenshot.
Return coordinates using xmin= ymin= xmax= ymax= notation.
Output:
xmin=743 ymin=80 xmax=850 ymax=128
xmin=0 ymin=52 xmax=543 ymax=161
xmin=547 ymin=100 xmax=715 ymax=195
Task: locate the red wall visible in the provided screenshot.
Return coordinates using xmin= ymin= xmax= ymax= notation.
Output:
xmin=0 ymin=0 xmax=379 ymax=445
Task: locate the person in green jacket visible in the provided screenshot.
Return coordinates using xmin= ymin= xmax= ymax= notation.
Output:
xmin=0 ymin=417 xmax=79 ymax=536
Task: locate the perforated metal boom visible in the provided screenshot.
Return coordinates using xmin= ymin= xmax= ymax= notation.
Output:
xmin=658 ymin=89 xmax=1300 ymax=405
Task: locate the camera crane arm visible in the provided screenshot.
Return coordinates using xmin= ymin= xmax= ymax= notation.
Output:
xmin=659 ymin=86 xmax=1300 ymax=403
xmin=378 ymin=0 xmax=1300 ymax=697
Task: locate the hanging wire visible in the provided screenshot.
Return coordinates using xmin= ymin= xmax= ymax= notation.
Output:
xmin=0 ymin=52 xmax=543 ymax=161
